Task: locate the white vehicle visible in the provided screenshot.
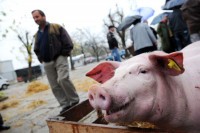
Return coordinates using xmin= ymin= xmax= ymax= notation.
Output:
xmin=0 ymin=76 xmax=9 ymax=90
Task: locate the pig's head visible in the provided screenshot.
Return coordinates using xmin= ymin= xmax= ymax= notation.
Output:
xmin=86 ymin=51 xmax=185 ymax=123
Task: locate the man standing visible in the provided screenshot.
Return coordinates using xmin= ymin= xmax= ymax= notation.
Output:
xmin=31 ymin=10 xmax=79 ymax=114
xmin=143 ymin=20 xmax=158 ymax=40
xmin=168 ymin=8 xmax=191 ymax=50
xmin=181 ymin=0 xmax=200 ymax=43
xmin=107 ymin=26 xmax=121 ymax=62
xmin=157 ymin=16 xmax=175 ymax=53
xmin=130 ymin=18 xmax=157 ymax=56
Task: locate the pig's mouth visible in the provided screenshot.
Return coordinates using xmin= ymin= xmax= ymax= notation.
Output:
xmin=104 ymin=97 xmax=136 ymax=122
xmin=106 ymin=101 xmax=131 ymax=116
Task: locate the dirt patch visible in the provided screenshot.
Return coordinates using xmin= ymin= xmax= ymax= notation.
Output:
xmin=0 ymin=100 xmax=20 ymax=110
xmin=26 ymin=81 xmax=49 ymax=95
xmin=73 ymin=77 xmax=99 ymax=92
xmin=26 ymin=100 xmax=47 ymax=110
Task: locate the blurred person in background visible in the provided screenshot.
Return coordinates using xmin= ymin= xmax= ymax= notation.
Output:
xmin=157 ymin=16 xmax=175 ymax=53
xmin=181 ymin=0 xmax=200 ymax=43
xmin=168 ymin=7 xmax=191 ymax=50
xmin=143 ymin=20 xmax=158 ymax=40
xmin=107 ymin=25 xmax=121 ymax=62
xmin=130 ymin=18 xmax=157 ymax=56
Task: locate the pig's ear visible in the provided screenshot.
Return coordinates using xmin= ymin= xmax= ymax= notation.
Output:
xmin=85 ymin=61 xmax=120 ymax=83
xmin=149 ymin=52 xmax=185 ymax=76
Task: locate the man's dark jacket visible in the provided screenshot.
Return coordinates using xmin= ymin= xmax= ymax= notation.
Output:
xmin=34 ymin=23 xmax=73 ymax=63
xmin=181 ymin=0 xmax=200 ymax=34
xmin=168 ymin=9 xmax=188 ymax=33
xmin=107 ymin=32 xmax=118 ymax=50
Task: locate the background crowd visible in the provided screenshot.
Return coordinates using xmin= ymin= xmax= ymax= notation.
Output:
xmin=147 ymin=0 xmax=200 ymax=54
xmin=109 ymin=0 xmax=200 ymax=61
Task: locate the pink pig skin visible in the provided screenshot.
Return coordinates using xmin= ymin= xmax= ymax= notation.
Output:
xmin=86 ymin=41 xmax=200 ymax=133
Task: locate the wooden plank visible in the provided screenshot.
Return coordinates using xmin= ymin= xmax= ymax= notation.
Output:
xmin=59 ymin=99 xmax=94 ymax=122
xmin=47 ymin=99 xmax=170 ymax=133
xmin=79 ymin=110 xmax=99 ymax=124
xmin=47 ymin=120 xmax=168 ymax=133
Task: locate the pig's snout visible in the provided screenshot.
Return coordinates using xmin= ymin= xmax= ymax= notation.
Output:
xmin=88 ymin=86 xmax=111 ymax=110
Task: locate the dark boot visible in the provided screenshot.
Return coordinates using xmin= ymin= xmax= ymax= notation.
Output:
xmin=0 ymin=114 xmax=10 ymax=131
xmin=0 ymin=125 xmax=10 ymax=131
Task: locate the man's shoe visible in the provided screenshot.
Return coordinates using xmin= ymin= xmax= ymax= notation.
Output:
xmin=71 ymin=101 xmax=79 ymax=107
xmin=0 ymin=125 xmax=10 ymax=131
xmin=60 ymin=106 xmax=71 ymax=114
xmin=60 ymin=101 xmax=79 ymax=114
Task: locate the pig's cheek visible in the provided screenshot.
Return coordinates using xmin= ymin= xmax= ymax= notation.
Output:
xmin=133 ymin=94 xmax=155 ymax=119
xmin=122 ymin=103 xmax=135 ymax=122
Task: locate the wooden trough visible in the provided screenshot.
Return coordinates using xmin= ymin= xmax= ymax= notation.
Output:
xmin=47 ymin=99 xmax=169 ymax=133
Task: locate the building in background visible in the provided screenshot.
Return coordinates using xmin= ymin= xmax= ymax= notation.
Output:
xmin=0 ymin=60 xmax=16 ymax=81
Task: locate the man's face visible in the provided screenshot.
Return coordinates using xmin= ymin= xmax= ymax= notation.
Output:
xmin=110 ymin=27 xmax=115 ymax=32
xmin=32 ymin=11 xmax=46 ymax=26
xmin=163 ymin=16 xmax=168 ymax=22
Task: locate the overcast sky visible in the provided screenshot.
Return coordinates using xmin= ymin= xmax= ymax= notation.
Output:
xmin=0 ymin=0 xmax=165 ymax=70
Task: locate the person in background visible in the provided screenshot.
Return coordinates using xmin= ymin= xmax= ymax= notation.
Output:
xmin=0 ymin=113 xmax=10 ymax=131
xmin=168 ymin=7 xmax=191 ymax=50
xmin=107 ymin=25 xmax=121 ymax=62
xmin=31 ymin=9 xmax=79 ymax=114
xmin=157 ymin=16 xmax=175 ymax=53
xmin=130 ymin=18 xmax=157 ymax=56
xmin=181 ymin=0 xmax=200 ymax=43
xmin=143 ymin=20 xmax=158 ymax=40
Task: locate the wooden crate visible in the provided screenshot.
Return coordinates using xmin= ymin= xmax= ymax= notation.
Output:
xmin=47 ymin=99 xmax=168 ymax=133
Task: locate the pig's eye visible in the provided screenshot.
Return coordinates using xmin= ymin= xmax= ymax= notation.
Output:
xmin=140 ymin=69 xmax=147 ymax=74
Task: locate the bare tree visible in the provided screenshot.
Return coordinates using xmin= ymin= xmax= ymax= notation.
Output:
xmin=80 ymin=44 xmax=86 ymax=65
xmin=102 ymin=46 xmax=110 ymax=56
xmin=62 ymin=23 xmax=76 ymax=70
xmin=1 ymin=5 xmax=35 ymax=81
xmin=71 ymin=30 xmax=87 ymax=65
xmin=75 ymin=28 xmax=106 ymax=63
xmin=0 ymin=11 xmax=7 ymax=39
xmin=8 ymin=17 xmax=35 ymax=81
xmin=17 ymin=32 xmax=34 ymax=81
xmin=0 ymin=8 xmax=11 ymax=40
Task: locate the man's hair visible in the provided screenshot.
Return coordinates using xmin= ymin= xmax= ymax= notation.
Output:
xmin=133 ymin=18 xmax=141 ymax=25
xmin=31 ymin=9 xmax=46 ymax=17
xmin=108 ymin=25 xmax=115 ymax=29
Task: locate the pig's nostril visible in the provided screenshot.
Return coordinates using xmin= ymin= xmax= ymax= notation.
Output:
xmin=99 ymin=94 xmax=106 ymax=100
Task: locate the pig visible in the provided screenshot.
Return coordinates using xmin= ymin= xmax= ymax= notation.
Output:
xmin=86 ymin=41 xmax=200 ymax=133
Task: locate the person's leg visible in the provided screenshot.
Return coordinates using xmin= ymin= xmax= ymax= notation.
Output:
xmin=55 ymin=56 xmax=79 ymax=106
xmin=112 ymin=48 xmax=121 ymax=62
xmin=0 ymin=114 xmax=3 ymax=127
xmin=181 ymin=30 xmax=191 ymax=47
xmin=174 ymin=33 xmax=182 ymax=51
xmin=0 ymin=114 xmax=10 ymax=131
xmin=111 ymin=49 xmax=115 ymax=60
xmin=43 ymin=61 xmax=69 ymax=108
xmin=169 ymin=36 xmax=176 ymax=52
